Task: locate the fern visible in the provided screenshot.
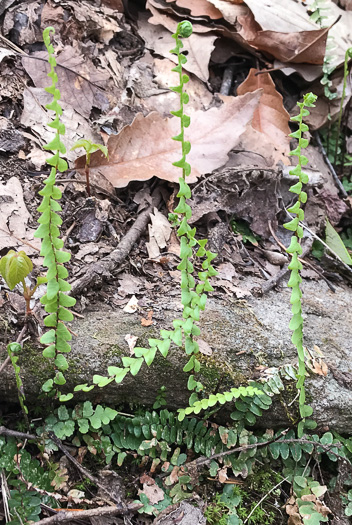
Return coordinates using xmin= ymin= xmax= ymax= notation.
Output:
xmin=33 ymin=27 xmax=76 ymax=402
xmin=284 ymin=92 xmax=318 ymax=437
xmin=74 ymin=21 xmax=217 ymax=399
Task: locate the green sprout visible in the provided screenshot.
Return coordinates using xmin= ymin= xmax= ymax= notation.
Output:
xmin=71 ymin=139 xmax=108 ymax=197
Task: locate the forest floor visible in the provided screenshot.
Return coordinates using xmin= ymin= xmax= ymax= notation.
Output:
xmin=1 ymin=0 xmax=352 ymax=524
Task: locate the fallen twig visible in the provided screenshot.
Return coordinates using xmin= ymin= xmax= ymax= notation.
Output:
xmin=220 ymin=65 xmax=235 ymax=95
xmin=48 ymin=432 xmax=123 ymax=507
xmin=0 ymin=426 xmax=37 ymax=441
xmin=71 ymin=188 xmax=162 ymax=296
xmin=35 ymin=503 xmax=142 ymax=525
xmin=194 ymin=437 xmax=349 ymax=468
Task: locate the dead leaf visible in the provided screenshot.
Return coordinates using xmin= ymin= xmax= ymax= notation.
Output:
xmin=0 ymin=177 xmax=40 ymax=254
xmin=307 ymin=358 xmax=328 ymax=376
xmin=123 ymin=295 xmax=139 ymax=313
xmin=21 ymin=88 xmax=101 ymax=163
xmin=139 ymin=482 xmax=165 ymax=504
xmin=197 ymin=339 xmax=213 ymax=356
xmin=125 ymin=334 xmax=138 ymax=354
xmin=75 ymin=91 xmax=262 ymax=188
xmin=140 ymin=473 xmax=155 ymax=485
xmin=41 ymin=3 xmax=65 ymax=27
xmin=217 ymin=262 xmax=237 ymax=281
xmin=245 ymin=0 xmax=318 ymax=32
xmin=146 ymin=208 xmax=172 ymax=258
xmin=138 ymin=12 xmax=217 ymax=82
xmin=237 ymin=69 xmax=290 ymax=159
xmin=143 ymin=57 xmax=212 ymax=117
xmin=218 ymin=466 xmax=228 ymax=483
xmin=247 ymin=26 xmax=328 ymax=64
xmin=0 ymin=47 xmax=15 ymax=64
xmin=165 ymin=0 xmax=223 ymax=19
xmin=141 ymin=310 xmax=154 ymax=327
xmin=169 ymin=466 xmax=180 ymax=484
xmin=22 ymin=46 xmax=109 ymax=119
xmin=209 ymin=0 xmax=327 ymax=64
xmin=100 ymin=0 xmax=124 ymax=11
xmin=117 ymin=273 xmax=142 ymax=296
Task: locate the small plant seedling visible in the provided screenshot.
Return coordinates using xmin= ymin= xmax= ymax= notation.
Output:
xmin=0 ymin=249 xmax=47 ymax=315
xmin=71 ymin=139 xmax=108 ymax=197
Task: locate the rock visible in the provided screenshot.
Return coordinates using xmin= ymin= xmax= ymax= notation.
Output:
xmin=1 ymin=279 xmax=351 ymax=432
xmin=153 ymin=501 xmax=206 ymax=525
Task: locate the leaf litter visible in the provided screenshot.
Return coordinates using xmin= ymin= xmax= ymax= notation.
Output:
xmin=1 ymin=0 xmax=352 ymax=519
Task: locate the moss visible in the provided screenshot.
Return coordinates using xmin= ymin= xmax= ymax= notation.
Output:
xmin=105 ymin=344 xmax=124 ymax=359
xmin=198 ymin=354 xmax=247 ymax=392
xmin=21 ymin=341 xmax=53 ymax=385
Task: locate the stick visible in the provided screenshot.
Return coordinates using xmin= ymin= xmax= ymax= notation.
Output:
xmin=314 ymin=131 xmax=348 ymax=198
xmin=194 ymin=437 xmax=348 ymax=468
xmin=0 ymin=426 xmax=37 ymax=441
xmin=220 ymin=65 xmax=235 ymax=95
xmin=48 ymin=432 xmax=122 ymax=506
xmin=71 ymin=188 xmax=162 ymax=296
xmin=244 ymin=477 xmax=288 ymax=524
xmin=35 ymin=503 xmax=142 ymax=525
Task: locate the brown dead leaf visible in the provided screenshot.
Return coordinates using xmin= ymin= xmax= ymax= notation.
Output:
xmin=218 ymin=466 xmax=228 ymax=483
xmin=197 ymin=339 xmax=213 ymax=356
xmin=146 ymin=208 xmax=172 ymax=259
xmin=22 ymin=46 xmax=109 ymax=119
xmin=315 ymin=500 xmax=331 ymax=517
xmin=139 ymin=12 xmax=217 ymax=82
xmin=0 ymin=177 xmax=40 ymax=255
xmin=41 ymin=3 xmax=64 ymax=27
xmin=139 ymin=483 xmax=165 ymax=505
xmin=21 ymin=88 xmax=101 ymax=163
xmin=75 ymin=91 xmax=262 ymax=188
xmin=237 ymin=69 xmax=290 ymax=159
xmin=141 ymin=311 xmax=154 ymax=327
xmin=287 ymin=513 xmax=302 ymax=525
xmin=245 ymin=0 xmax=318 ymax=32
xmin=147 ymin=1 xmax=215 ymax=34
xmin=140 ymin=473 xmax=155 ymax=485
xmin=143 ymin=57 xmax=212 ymax=116
xmin=209 ymin=0 xmax=327 ymax=64
xmin=307 ymin=358 xmax=328 ymax=377
xmin=217 ymin=262 xmax=237 ymax=281
xmin=165 ymin=0 xmax=223 ymax=19
xmin=77 ymin=447 xmax=88 ymax=464
xmin=249 ymin=28 xmax=328 ymax=65
xmin=100 ymin=0 xmax=124 ymax=10
xmin=169 ymin=466 xmax=180 ymax=484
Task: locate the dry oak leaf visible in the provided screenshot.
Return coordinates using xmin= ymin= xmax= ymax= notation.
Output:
xmin=244 ymin=0 xmax=318 ymax=33
xmin=164 ymin=0 xmax=223 ymax=19
xmin=139 ymin=11 xmax=217 ymax=82
xmin=75 ymin=91 xmax=262 ymax=188
xmin=209 ymin=0 xmax=328 ymax=64
xmin=237 ymin=68 xmax=290 ymax=159
xmin=246 ymin=26 xmax=329 ymax=64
